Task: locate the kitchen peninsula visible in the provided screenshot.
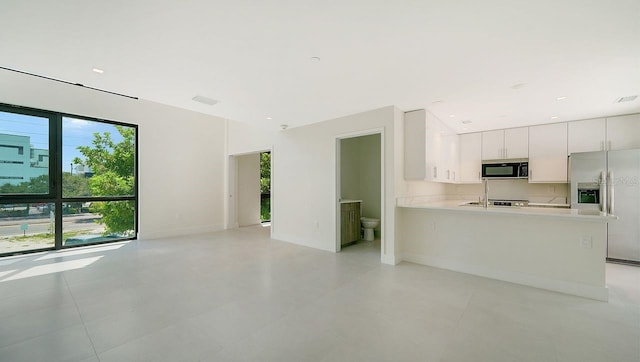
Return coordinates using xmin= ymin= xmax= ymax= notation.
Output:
xmin=396 ymin=198 xmax=616 ymax=301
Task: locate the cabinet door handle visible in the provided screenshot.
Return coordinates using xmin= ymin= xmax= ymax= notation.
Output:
xmin=433 ymin=167 xmax=437 ymax=178
xmin=600 ymin=141 xmax=604 ymax=151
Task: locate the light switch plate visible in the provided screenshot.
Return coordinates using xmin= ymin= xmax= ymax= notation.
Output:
xmin=580 ymin=236 xmax=593 ymax=249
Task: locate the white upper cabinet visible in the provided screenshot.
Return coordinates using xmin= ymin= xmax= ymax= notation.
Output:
xmin=568 ymin=118 xmax=606 ymax=154
xmin=459 ymin=132 xmax=482 ymax=183
xmin=443 ymin=132 xmax=459 ymax=182
xmin=606 ymin=114 xmax=640 ymax=151
xmin=404 ymin=109 xmax=428 ymax=180
xmin=504 ymin=127 xmax=529 ymax=159
xmin=481 ymin=130 xmax=504 ymax=160
xmin=481 ymin=127 xmax=528 ymax=160
xmin=528 ymin=123 xmax=568 ymax=183
xmin=404 ymin=109 xmax=458 ymax=183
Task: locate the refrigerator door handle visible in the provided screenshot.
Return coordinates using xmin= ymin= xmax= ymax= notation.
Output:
xmin=600 ymin=171 xmax=607 ymax=214
xmin=608 ymin=171 xmax=614 ymax=215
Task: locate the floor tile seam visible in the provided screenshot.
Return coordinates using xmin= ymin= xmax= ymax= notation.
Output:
xmin=87 ymin=316 xmax=181 ymax=355
xmin=0 ymin=320 xmax=88 ymax=354
xmin=93 ymin=318 xmax=224 ymax=359
xmin=0 ymin=287 xmax=79 ymax=320
xmin=0 ymin=301 xmax=88 ymax=350
xmin=62 ymin=272 xmax=101 ymax=362
xmin=212 ymin=313 xmax=341 ymax=361
xmin=0 ymin=282 xmax=63 ymax=301
xmin=67 ymin=279 xmax=166 ymax=306
xmin=448 ymin=290 xmax=476 ymax=335
xmin=206 ymin=307 xmax=295 ymax=354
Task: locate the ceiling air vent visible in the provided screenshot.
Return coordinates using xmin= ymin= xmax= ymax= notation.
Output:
xmin=616 ymin=95 xmax=638 ymax=103
xmin=192 ymin=95 xmax=218 ymax=106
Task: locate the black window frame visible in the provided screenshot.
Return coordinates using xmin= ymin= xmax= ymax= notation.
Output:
xmin=0 ymin=102 xmax=138 ymax=256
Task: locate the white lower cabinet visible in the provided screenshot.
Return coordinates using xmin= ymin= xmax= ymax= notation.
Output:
xmin=528 ymin=123 xmax=568 ymax=183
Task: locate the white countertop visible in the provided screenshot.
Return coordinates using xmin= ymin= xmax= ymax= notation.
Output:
xmin=397 ymin=199 xmax=617 ymax=222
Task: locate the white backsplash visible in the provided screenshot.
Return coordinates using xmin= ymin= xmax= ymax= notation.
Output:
xmin=450 ymin=180 xmax=569 ymax=204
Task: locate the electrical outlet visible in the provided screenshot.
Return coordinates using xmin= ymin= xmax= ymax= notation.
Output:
xmin=580 ymin=236 xmax=593 ymax=249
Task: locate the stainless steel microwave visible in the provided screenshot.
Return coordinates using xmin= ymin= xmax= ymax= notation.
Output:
xmin=482 ymin=161 xmax=528 ymax=179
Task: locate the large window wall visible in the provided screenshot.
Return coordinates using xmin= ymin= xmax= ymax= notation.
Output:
xmin=0 ymin=103 xmax=137 ymax=256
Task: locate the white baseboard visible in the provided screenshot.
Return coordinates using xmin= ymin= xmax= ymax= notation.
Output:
xmin=138 ymin=224 xmax=225 ymax=240
xmin=401 ymin=252 xmax=609 ymax=301
xmin=381 ymin=254 xmax=400 ymax=265
xmin=271 ymin=232 xmax=335 ymax=253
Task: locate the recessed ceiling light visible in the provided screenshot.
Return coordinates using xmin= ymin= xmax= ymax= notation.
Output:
xmin=92 ymin=68 xmax=104 ymax=74
xmin=462 ymin=120 xmax=472 ymax=124
xmin=280 ymin=124 xmax=288 ymax=130
xmin=266 ymin=117 xmax=273 ymax=120
xmin=511 ymin=83 xmax=526 ymax=90
xmin=551 ymin=116 xmax=559 ymax=120
xmin=617 ymin=95 xmax=638 ymax=103
xmin=311 ymin=56 xmax=321 ymax=61
xmin=192 ymin=95 xmax=218 ymax=106
xmin=449 ymin=114 xmax=455 ymax=118
xmin=431 ymin=100 xmax=444 ymax=104
xmin=556 ymin=96 xmax=567 ymax=101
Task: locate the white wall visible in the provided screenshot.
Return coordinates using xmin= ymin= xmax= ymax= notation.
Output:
xmin=228 ymin=107 xmax=400 ymax=262
xmin=227 ymin=106 xmax=453 ymax=263
xmin=0 ymin=69 xmax=226 ymax=239
xmin=236 ymin=153 xmax=261 ymax=226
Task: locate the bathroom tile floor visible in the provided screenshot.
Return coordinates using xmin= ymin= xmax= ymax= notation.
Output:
xmin=0 ymin=226 xmax=638 ymax=361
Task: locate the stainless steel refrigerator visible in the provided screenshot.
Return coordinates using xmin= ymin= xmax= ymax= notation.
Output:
xmin=569 ymin=149 xmax=640 ymax=264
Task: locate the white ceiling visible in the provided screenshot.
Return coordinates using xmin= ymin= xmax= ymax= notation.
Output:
xmin=1 ymin=1 xmax=639 ymax=133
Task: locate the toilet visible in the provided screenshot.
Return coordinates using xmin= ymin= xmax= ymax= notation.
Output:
xmin=360 ymin=217 xmax=380 ymax=241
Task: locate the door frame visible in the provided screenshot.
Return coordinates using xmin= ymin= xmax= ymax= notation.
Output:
xmin=226 ymin=147 xmax=273 ymax=234
xmin=335 ymin=128 xmax=384 ymax=259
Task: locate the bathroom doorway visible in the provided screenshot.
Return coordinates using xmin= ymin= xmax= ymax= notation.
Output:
xmin=335 ymin=130 xmax=383 ymax=258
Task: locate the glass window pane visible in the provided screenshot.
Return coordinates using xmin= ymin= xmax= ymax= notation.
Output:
xmin=63 ymin=118 xmax=135 ymax=198
xmin=0 ymin=203 xmax=55 ymax=253
xmin=0 ymin=111 xmax=49 ymax=195
xmin=63 ymin=200 xmax=134 ymax=246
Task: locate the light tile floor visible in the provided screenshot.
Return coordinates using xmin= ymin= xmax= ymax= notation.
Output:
xmin=0 ymin=226 xmax=638 ymax=362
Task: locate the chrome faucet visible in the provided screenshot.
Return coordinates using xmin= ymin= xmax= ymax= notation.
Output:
xmin=483 ymin=179 xmax=489 ymax=208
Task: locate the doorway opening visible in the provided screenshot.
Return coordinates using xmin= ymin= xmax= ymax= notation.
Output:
xmin=227 ymin=149 xmax=273 ymax=234
xmin=336 ymin=130 xmax=383 ymax=260
xmin=260 ymin=151 xmax=271 ymax=224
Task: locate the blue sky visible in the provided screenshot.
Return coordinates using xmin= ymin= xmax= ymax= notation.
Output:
xmin=0 ymin=110 xmax=126 ymax=171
